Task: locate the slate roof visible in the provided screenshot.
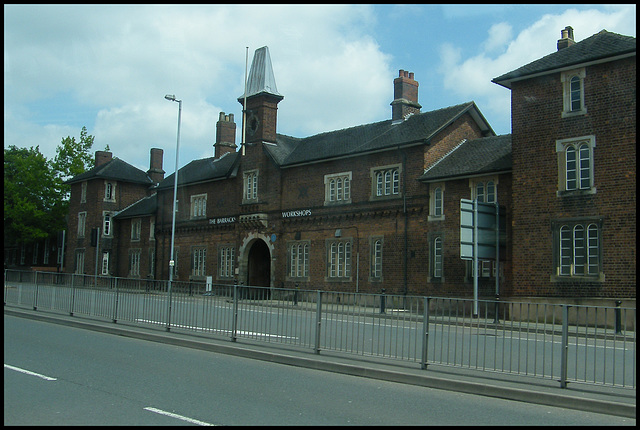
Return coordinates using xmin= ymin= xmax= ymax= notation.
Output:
xmin=65 ymin=157 xmax=152 ymax=185
xmin=156 ymin=151 xmax=240 ymax=190
xmin=114 ymin=193 xmax=157 ymax=219
xmin=267 ymin=102 xmax=494 ymax=167
xmin=419 ymin=134 xmax=512 ymax=182
xmin=493 ymin=30 xmax=636 ymax=88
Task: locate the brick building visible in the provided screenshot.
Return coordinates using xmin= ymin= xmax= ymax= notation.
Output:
xmin=64 ymin=149 xmax=164 ymax=277
xmin=62 ymin=28 xmax=635 ymax=303
xmin=493 ymin=27 xmax=636 ymax=301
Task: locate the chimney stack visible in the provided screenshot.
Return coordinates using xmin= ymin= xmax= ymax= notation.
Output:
xmin=391 ymin=69 xmax=421 ymax=122
xmin=95 ymin=150 xmax=112 ymax=167
xmin=214 ymin=112 xmax=237 ymax=158
xmin=147 ymin=148 xmax=165 ymax=184
xmin=557 ymin=26 xmax=575 ymax=50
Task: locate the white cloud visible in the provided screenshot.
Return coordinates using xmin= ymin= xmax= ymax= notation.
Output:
xmin=483 ymin=22 xmax=513 ymax=54
xmin=4 ymin=4 xmax=385 ymax=171
xmin=438 ymin=5 xmax=636 ymax=135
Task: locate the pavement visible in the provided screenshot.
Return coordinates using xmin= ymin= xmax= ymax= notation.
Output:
xmin=4 ymin=305 xmax=636 ymax=419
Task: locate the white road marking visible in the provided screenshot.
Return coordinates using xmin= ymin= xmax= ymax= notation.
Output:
xmin=143 ymin=406 xmax=215 ymax=426
xmin=4 ymin=364 xmax=57 ymax=381
xmin=135 ymin=319 xmax=298 ymax=340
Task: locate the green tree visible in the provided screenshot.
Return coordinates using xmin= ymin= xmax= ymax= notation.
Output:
xmin=4 ymin=127 xmax=97 ymax=248
xmin=51 ymin=126 xmax=96 ymax=199
xmin=3 ymin=145 xmax=65 ymax=245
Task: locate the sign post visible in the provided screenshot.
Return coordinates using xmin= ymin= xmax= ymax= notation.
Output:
xmin=460 ymin=199 xmax=504 ymax=317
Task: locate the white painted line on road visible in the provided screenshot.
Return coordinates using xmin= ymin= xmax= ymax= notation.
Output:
xmin=4 ymin=364 xmax=57 ymax=381
xmin=143 ymin=406 xmax=215 ymax=426
xmin=135 ymin=319 xmax=298 ymax=340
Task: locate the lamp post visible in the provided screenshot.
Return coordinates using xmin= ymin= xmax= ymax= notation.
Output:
xmin=164 ymin=94 xmax=182 ymax=332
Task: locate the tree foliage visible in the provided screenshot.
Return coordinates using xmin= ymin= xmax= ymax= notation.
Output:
xmin=4 ymin=127 xmax=96 ymax=246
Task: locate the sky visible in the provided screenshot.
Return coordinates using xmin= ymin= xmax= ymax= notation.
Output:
xmin=4 ymin=4 xmax=636 ymax=176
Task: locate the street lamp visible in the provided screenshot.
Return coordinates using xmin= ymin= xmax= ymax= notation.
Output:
xmin=164 ymin=94 xmax=182 ymax=331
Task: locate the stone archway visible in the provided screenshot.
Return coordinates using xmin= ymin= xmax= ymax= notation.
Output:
xmin=247 ymin=239 xmax=270 ymax=288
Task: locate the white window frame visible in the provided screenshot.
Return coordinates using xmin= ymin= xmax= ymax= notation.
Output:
xmin=102 ymin=212 xmax=113 ymax=237
xmin=288 ymin=241 xmax=310 ymax=279
xmin=556 ymin=221 xmax=601 ymax=279
xmin=561 ymin=68 xmax=587 ymax=117
xmin=243 ymin=170 xmax=259 ymax=202
xmin=370 ymin=237 xmax=383 ymax=281
xmin=327 ymin=239 xmax=352 ymax=280
xmin=190 ymin=194 xmax=207 ymax=218
xmin=104 ymin=181 xmax=116 ymax=202
xmin=371 ymin=164 xmax=401 ymax=200
xmin=77 ymin=212 xmax=87 ymax=237
xmin=101 ymin=251 xmax=110 ymax=275
xmin=149 ymin=218 xmax=155 ymax=240
xmin=324 ymin=172 xmax=352 ymax=205
xmin=428 ymin=183 xmax=445 ymax=221
xmin=75 ymin=249 xmax=85 ymax=275
xmin=433 ymin=237 xmax=443 ymax=279
xmin=556 ymin=135 xmax=596 ymax=196
xmin=129 ymin=249 xmax=141 ymax=277
xmin=192 ymin=247 xmax=207 ymax=278
xmin=470 ymin=177 xmax=498 ymax=203
xmin=131 ymin=218 xmax=141 ymax=241
xmin=218 ymin=245 xmax=235 ymax=280
xmin=80 ymin=181 xmax=87 ymax=203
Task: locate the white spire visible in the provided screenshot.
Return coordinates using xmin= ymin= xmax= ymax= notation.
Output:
xmin=238 ymin=46 xmax=282 ymax=100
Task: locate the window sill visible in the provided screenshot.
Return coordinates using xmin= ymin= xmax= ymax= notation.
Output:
xmin=550 ymin=273 xmax=605 ymax=283
xmin=557 ymin=187 xmax=596 ymax=197
xmin=561 ymin=108 xmax=587 ymax=118
xmin=428 ymin=215 xmax=445 ymax=222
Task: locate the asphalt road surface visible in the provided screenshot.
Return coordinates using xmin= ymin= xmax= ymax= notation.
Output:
xmin=4 ymin=315 xmax=634 ymax=426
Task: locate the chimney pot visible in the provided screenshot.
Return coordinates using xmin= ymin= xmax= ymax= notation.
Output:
xmin=95 ymin=150 xmax=112 ymax=167
xmin=557 ymin=26 xmax=575 ymax=50
xmin=409 ymin=72 xmax=414 ymax=80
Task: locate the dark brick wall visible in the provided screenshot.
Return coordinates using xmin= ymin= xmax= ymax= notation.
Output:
xmin=510 ymin=57 xmax=635 ymax=298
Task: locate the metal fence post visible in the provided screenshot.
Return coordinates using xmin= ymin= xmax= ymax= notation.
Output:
xmin=615 ymin=300 xmax=622 ymax=334
xmin=112 ymin=277 xmax=119 ymax=323
xmin=33 ymin=271 xmax=39 ymax=310
xmin=560 ymin=304 xmax=570 ymax=388
xmin=421 ymin=297 xmax=430 ymax=370
xmin=70 ymin=273 xmax=76 ymax=316
xmin=314 ymin=291 xmax=323 ymax=354
xmin=231 ymin=282 xmax=238 ymax=342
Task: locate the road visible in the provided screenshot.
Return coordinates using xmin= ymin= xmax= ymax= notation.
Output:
xmin=4 ymin=315 xmax=634 ymax=426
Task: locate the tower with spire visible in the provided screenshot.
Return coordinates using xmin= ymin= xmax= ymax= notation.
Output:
xmin=238 ymin=46 xmax=284 ymax=151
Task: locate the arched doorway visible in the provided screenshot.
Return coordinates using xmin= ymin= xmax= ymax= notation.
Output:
xmin=247 ymin=239 xmax=271 ymax=298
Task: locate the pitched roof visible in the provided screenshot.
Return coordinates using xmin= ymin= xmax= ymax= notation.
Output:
xmin=267 ymin=102 xmax=494 ymax=167
xmin=65 ymin=157 xmax=152 ymax=185
xmin=113 ymin=193 xmax=157 ymax=219
xmin=419 ymin=134 xmax=512 ymax=182
xmin=156 ymin=151 xmax=240 ymax=190
xmin=493 ymin=30 xmax=636 ymax=88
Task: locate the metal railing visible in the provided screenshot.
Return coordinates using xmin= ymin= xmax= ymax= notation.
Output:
xmin=4 ymin=270 xmax=635 ymax=389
